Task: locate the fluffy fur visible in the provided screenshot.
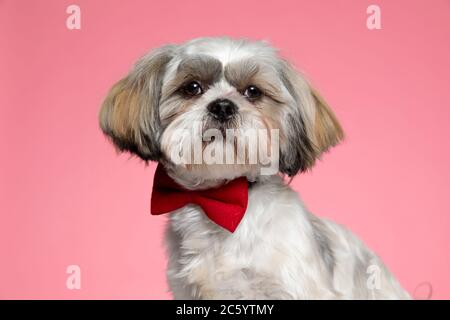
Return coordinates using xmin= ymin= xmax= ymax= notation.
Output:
xmin=100 ymin=37 xmax=410 ymax=299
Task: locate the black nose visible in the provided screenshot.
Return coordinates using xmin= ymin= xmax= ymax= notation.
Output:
xmin=207 ymin=99 xmax=237 ymax=122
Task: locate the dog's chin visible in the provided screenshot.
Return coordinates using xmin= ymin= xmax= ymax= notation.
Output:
xmin=165 ymin=163 xmax=261 ymax=190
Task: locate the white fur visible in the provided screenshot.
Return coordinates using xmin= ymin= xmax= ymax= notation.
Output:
xmin=164 ymin=175 xmax=410 ymax=299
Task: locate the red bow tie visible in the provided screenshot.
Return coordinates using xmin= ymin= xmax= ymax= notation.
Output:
xmin=150 ymin=165 xmax=249 ymax=233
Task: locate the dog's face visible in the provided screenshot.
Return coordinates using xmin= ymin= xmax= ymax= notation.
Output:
xmin=100 ymin=37 xmax=343 ymax=181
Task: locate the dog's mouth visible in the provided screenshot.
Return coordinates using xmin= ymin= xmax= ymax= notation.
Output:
xmin=203 ymin=115 xmax=241 ymax=136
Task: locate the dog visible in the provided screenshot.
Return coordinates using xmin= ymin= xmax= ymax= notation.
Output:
xmin=99 ymin=37 xmax=410 ymax=299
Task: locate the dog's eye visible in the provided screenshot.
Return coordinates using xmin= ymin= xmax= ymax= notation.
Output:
xmin=183 ymin=81 xmax=203 ymax=96
xmin=243 ymin=85 xmax=262 ymax=100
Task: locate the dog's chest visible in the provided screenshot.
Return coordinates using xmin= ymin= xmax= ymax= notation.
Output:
xmin=165 ymin=178 xmax=314 ymax=298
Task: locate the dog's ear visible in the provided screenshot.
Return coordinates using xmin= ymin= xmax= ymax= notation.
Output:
xmin=99 ymin=45 xmax=175 ymax=161
xmin=278 ymin=59 xmax=344 ymax=176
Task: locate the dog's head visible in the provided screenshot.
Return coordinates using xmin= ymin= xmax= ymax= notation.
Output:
xmin=100 ymin=37 xmax=343 ymax=181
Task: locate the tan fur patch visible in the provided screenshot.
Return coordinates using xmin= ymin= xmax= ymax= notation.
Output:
xmin=100 ymin=77 xmax=140 ymax=147
xmin=311 ymin=89 xmax=344 ymax=153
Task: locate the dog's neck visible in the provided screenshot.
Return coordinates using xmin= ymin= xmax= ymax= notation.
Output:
xmin=168 ymin=170 xmax=228 ymax=190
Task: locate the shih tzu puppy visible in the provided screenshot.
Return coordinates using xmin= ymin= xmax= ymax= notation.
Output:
xmin=99 ymin=37 xmax=410 ymax=299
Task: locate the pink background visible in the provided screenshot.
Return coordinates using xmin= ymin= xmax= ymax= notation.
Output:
xmin=1 ymin=0 xmax=449 ymax=299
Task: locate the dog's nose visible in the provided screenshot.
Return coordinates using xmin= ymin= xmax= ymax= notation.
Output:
xmin=207 ymin=99 xmax=237 ymax=122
